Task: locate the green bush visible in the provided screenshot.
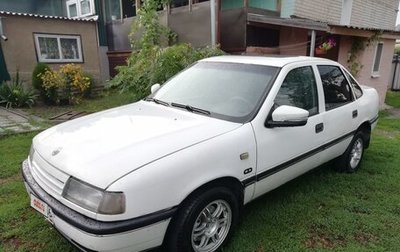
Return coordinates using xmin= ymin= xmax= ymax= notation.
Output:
xmin=108 ymin=0 xmax=223 ymax=98
xmin=0 ymin=73 xmax=37 ymax=108
xmin=83 ymin=72 xmax=95 ymax=98
xmin=32 ymin=63 xmax=53 ymax=104
xmin=153 ymin=44 xmax=197 ymax=83
xmin=39 ymin=64 xmax=92 ymax=105
xmin=109 ymin=44 xmax=224 ymax=98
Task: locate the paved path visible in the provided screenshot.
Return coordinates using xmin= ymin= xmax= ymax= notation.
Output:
xmin=387 ymin=108 xmax=400 ymax=119
xmin=0 ymin=107 xmax=41 ymax=134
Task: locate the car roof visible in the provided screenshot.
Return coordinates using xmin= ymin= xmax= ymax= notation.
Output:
xmin=200 ymin=55 xmax=337 ymax=68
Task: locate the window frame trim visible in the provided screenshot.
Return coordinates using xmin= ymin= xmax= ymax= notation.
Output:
xmin=33 ymin=33 xmax=84 ymax=63
xmin=66 ymin=0 xmax=78 ymax=18
xmin=371 ymin=42 xmax=384 ymax=77
xmin=66 ymin=0 xmax=95 ymax=18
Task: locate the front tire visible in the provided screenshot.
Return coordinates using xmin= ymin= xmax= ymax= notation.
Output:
xmin=335 ymin=131 xmax=366 ymax=173
xmin=166 ymin=187 xmax=239 ymax=252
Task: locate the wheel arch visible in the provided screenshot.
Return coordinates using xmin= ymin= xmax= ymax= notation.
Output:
xmin=357 ymin=121 xmax=371 ymax=148
xmin=163 ymin=176 xmax=244 ymax=246
xmin=179 ymin=176 xmax=244 ymax=210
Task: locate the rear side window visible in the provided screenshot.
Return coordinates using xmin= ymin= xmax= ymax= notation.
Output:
xmin=343 ymin=70 xmax=363 ymax=99
xmin=275 ymin=66 xmax=319 ymax=116
xmin=317 ymin=65 xmax=353 ymax=110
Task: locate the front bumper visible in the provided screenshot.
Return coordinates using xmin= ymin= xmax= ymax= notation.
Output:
xmin=22 ymin=160 xmax=174 ymax=252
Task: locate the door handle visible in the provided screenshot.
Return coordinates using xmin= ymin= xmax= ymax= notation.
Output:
xmin=315 ymin=123 xmax=324 ymax=133
xmin=352 ymin=110 xmax=358 ymax=118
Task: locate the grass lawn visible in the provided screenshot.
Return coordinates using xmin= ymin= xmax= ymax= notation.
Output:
xmin=385 ymin=91 xmax=400 ymax=108
xmin=1 ymin=92 xmax=400 ymax=251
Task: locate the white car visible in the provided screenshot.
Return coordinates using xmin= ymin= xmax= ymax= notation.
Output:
xmin=23 ymin=56 xmax=379 ymax=252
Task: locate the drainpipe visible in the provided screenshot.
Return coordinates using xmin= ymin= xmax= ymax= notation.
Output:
xmin=0 ymin=17 xmax=10 ymax=83
xmin=217 ymin=0 xmax=221 ymax=45
xmin=0 ymin=17 xmax=7 ymax=41
xmin=392 ymin=55 xmax=400 ymax=91
xmin=310 ymin=30 xmax=316 ymax=57
xmin=210 ymin=0 xmax=216 ymax=48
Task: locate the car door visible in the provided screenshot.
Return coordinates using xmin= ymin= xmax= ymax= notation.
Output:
xmin=251 ymin=64 xmax=325 ymax=199
xmin=315 ymin=64 xmax=359 ymax=163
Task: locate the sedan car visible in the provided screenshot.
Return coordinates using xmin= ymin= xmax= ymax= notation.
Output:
xmin=22 ymin=56 xmax=379 ymax=252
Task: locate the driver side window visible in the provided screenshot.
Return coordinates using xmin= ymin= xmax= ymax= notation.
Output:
xmin=274 ymin=66 xmax=319 ymax=116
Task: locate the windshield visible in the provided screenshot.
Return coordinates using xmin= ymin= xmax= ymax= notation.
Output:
xmin=153 ymin=61 xmax=280 ymax=123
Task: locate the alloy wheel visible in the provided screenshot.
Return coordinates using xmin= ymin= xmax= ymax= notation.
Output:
xmin=191 ymin=200 xmax=232 ymax=252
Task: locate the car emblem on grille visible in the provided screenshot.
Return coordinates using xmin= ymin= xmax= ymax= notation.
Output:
xmin=52 ymin=148 xmax=62 ymax=156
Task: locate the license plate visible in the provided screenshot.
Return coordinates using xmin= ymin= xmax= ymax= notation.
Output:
xmin=30 ymin=194 xmax=49 ymax=218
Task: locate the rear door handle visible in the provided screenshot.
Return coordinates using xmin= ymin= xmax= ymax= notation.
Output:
xmin=352 ymin=110 xmax=358 ymax=118
xmin=315 ymin=123 xmax=324 ymax=133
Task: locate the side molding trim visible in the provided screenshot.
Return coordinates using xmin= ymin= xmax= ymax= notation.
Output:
xmin=242 ymin=130 xmax=356 ymax=187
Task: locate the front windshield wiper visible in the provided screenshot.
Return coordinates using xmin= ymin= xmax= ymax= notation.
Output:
xmin=171 ymin=102 xmax=211 ymax=115
xmin=144 ymin=97 xmax=170 ymax=107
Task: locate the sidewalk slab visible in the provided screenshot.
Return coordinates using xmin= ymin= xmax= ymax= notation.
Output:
xmin=0 ymin=107 xmax=41 ymax=134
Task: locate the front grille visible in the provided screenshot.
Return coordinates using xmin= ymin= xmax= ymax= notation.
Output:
xmin=29 ymin=150 xmax=69 ymax=197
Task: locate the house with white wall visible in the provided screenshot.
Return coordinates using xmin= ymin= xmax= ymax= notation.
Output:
xmin=218 ymin=0 xmax=400 ymax=105
xmin=288 ymin=0 xmax=399 ymax=105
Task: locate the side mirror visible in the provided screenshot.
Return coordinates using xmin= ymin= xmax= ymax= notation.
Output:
xmin=150 ymin=83 xmax=161 ymax=94
xmin=266 ymin=105 xmax=309 ymax=128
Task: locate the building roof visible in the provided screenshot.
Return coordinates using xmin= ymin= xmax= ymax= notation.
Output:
xmin=328 ymin=24 xmax=400 ymax=39
xmin=248 ymin=13 xmax=400 ymax=36
xmin=200 ymin=55 xmax=335 ymax=68
xmin=247 ymin=13 xmax=328 ymax=31
xmin=329 ymin=24 xmax=399 ymax=34
xmin=0 ymin=11 xmax=98 ymax=22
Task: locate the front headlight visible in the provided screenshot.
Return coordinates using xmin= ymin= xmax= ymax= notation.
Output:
xmin=62 ymin=177 xmax=125 ymax=214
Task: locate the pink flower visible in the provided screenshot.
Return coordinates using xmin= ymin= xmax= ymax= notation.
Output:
xmin=318 ymin=37 xmax=337 ymax=51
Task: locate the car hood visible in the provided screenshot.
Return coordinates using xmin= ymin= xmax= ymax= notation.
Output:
xmin=33 ymin=101 xmax=241 ymax=189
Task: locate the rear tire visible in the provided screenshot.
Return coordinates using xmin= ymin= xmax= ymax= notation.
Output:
xmin=335 ymin=131 xmax=366 ymax=173
xmin=166 ymin=187 xmax=239 ymax=252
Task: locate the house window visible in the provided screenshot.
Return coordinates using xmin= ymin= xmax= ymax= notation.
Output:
xmin=372 ymin=42 xmax=384 ymax=76
xmin=80 ymin=0 xmax=92 ymax=15
xmin=66 ymin=0 xmax=95 ymax=18
xmin=171 ymin=0 xmax=189 ymax=8
xmin=34 ymin=34 xmax=83 ymax=63
xmin=105 ymin=0 xmax=122 ymax=22
xmin=68 ymin=2 xmax=78 ymax=17
xmin=221 ymin=0 xmax=243 ymax=10
xmin=122 ymin=0 xmax=137 ymax=17
xmin=249 ymin=0 xmax=278 ymax=11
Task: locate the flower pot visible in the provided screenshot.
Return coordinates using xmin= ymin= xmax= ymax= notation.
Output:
xmin=315 ymin=48 xmax=327 ymax=55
